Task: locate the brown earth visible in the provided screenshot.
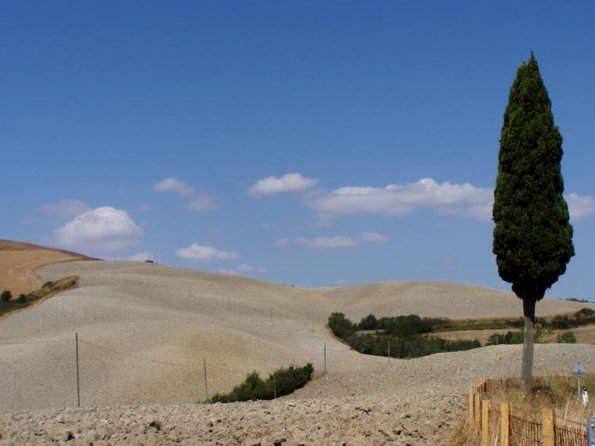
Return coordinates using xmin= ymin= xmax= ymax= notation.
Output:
xmin=0 ymin=240 xmax=93 ymax=296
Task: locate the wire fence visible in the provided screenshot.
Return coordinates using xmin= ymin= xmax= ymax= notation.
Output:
xmin=0 ymin=332 xmax=339 ymax=410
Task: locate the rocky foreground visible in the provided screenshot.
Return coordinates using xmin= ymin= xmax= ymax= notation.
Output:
xmin=2 ymin=343 xmax=594 ymax=445
xmin=0 ymin=392 xmax=463 ymax=446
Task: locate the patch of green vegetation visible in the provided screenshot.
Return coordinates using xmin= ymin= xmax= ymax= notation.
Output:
xmin=556 ymin=330 xmax=577 ymax=343
xmin=209 ymin=363 xmax=314 ymax=403
xmin=0 ymin=277 xmax=78 ymax=317
xmin=328 ymin=313 xmax=481 ymax=359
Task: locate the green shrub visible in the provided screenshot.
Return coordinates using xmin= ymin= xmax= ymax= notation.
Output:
xmin=327 ymin=312 xmax=357 ymax=340
xmin=486 ymin=330 xmax=524 ymax=345
xmin=556 ymin=331 xmax=577 ymax=344
xmin=358 ymin=314 xmax=378 ymax=330
xmin=209 ymin=363 xmax=314 ymax=403
xmin=17 ymin=294 xmax=27 ymax=304
xmin=1 ymin=290 xmax=12 ymax=302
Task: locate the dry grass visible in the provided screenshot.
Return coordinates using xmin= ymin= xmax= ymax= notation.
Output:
xmin=0 ymin=240 xmax=92 ymax=296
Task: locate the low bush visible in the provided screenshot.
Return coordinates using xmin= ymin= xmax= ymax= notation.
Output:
xmin=209 ymin=363 xmax=314 ymax=403
xmin=328 ymin=312 xmax=357 ymax=340
xmin=557 ymin=331 xmax=577 ymax=344
xmin=486 ymin=330 xmax=524 ymax=345
xmin=1 ymin=290 xmax=11 ymax=302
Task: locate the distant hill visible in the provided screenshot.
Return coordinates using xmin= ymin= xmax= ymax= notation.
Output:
xmin=0 ymin=240 xmax=95 ymax=296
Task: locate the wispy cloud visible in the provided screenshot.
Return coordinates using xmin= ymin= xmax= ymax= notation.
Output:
xmin=54 ymin=207 xmax=143 ymax=254
xmin=153 ymin=178 xmax=195 ymax=196
xmin=177 ymin=243 xmax=238 ymax=262
xmin=126 ymin=252 xmax=155 ymax=262
xmin=309 ymin=178 xmax=493 ymax=221
xmin=219 ymin=263 xmax=267 ymax=276
xmin=153 ymin=177 xmax=218 ymax=211
xmin=277 ymin=232 xmax=390 ymax=249
xmin=249 ymin=173 xmax=317 ymax=197
xmin=566 ymin=193 xmax=595 ymax=221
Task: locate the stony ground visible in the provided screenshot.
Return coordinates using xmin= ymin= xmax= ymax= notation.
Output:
xmin=1 ymin=344 xmax=594 ymax=445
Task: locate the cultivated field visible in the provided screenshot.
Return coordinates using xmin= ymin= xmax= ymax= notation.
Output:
xmin=0 ymin=255 xmax=594 ymax=445
xmin=0 ymin=240 xmax=92 ymax=296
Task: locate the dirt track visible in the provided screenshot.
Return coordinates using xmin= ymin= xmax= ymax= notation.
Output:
xmin=0 ymin=260 xmax=593 ymax=445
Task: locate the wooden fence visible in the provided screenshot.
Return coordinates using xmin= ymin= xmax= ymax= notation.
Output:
xmin=468 ymin=378 xmax=589 ymax=446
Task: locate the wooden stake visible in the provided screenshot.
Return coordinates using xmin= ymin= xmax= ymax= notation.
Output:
xmin=75 ymin=332 xmax=80 ymax=408
xmin=474 ymin=394 xmax=481 ymax=428
xmin=481 ymin=399 xmax=489 ymax=446
xmin=203 ymin=357 xmax=208 ymax=401
xmin=542 ymin=408 xmax=555 ymax=446
xmin=500 ymin=402 xmax=510 ymax=446
xmin=468 ymin=389 xmax=474 ymax=426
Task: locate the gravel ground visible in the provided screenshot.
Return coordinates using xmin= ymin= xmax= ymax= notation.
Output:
xmin=0 ymin=261 xmax=593 ymax=445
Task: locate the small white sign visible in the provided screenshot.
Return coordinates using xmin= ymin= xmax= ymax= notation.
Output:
xmin=573 ymin=361 xmax=587 ymax=378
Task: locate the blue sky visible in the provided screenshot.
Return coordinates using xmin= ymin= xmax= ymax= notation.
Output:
xmin=2 ymin=2 xmax=594 ymax=299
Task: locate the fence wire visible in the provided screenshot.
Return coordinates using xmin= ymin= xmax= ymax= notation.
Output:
xmin=555 ymin=423 xmax=588 ymax=446
xmin=510 ymin=414 xmax=543 ymax=446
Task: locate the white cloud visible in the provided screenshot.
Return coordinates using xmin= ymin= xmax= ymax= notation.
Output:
xmin=39 ymin=199 xmax=89 ymax=217
xmin=219 ymin=263 xmax=267 ymax=276
xmin=309 ymin=178 xmax=493 ymax=221
xmin=186 ymin=195 xmax=218 ymax=211
xmin=277 ymin=232 xmax=389 ymax=249
xmin=249 ymin=173 xmax=318 ymax=197
xmin=153 ymin=178 xmax=195 ymax=196
xmin=126 ymin=252 xmax=154 ymax=262
xmin=177 ymin=243 xmax=238 ymax=262
xmin=54 ymin=207 xmax=143 ymax=254
xmin=153 ymin=177 xmax=217 ymax=211
xmin=566 ymin=193 xmax=595 ymax=221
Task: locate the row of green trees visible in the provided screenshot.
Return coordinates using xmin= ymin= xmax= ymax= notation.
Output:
xmin=328 ymin=312 xmax=481 ymax=359
xmin=209 ymin=363 xmax=314 ymax=403
xmin=487 ymin=329 xmax=577 ymax=345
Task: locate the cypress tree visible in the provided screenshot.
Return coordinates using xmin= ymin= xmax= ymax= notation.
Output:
xmin=493 ymin=53 xmax=574 ymax=389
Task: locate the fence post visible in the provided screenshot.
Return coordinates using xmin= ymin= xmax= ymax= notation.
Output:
xmin=481 ymin=399 xmax=490 ymax=446
xmin=75 ymin=332 xmax=80 ymax=408
xmin=542 ymin=408 xmax=555 ymax=446
xmin=468 ymin=389 xmax=474 ymax=426
xmin=474 ymin=393 xmax=481 ymax=428
xmin=500 ymin=402 xmax=510 ymax=446
xmin=203 ymin=357 xmax=208 ymax=401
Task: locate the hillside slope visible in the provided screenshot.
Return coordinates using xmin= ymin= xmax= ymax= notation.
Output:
xmin=0 ymin=259 xmax=592 ymax=414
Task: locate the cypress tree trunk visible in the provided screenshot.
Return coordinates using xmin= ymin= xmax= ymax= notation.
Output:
xmin=521 ymin=297 xmax=536 ymax=390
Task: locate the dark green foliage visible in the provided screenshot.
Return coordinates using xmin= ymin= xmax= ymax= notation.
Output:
xmin=327 ymin=312 xmax=357 ymax=340
xmin=493 ymin=53 xmax=574 ymax=302
xmin=209 ymin=363 xmax=314 ymax=403
xmin=551 ymin=315 xmax=571 ymax=330
xmin=351 ymin=334 xmax=480 ymax=358
xmin=575 ymin=308 xmax=595 ymax=320
xmin=17 ymin=294 xmax=27 ymax=304
xmin=378 ymin=314 xmax=432 ymax=337
xmin=486 ymin=331 xmax=524 ymax=345
xmin=556 ymin=331 xmax=577 ymax=344
xmin=1 ymin=290 xmax=11 ymax=302
xmin=358 ymin=314 xmax=378 ymax=330
xmin=328 ymin=313 xmax=481 ymax=358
